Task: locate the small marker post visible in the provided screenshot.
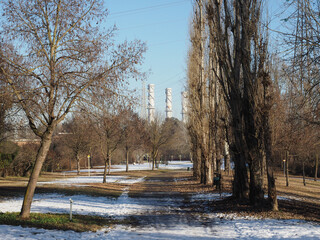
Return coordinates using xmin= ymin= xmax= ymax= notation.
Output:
xmin=69 ymin=198 xmax=73 ymax=221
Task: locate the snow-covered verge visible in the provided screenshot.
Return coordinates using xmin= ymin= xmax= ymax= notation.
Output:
xmin=0 ymin=216 xmax=319 ymax=239
xmin=39 ymin=175 xmax=145 ymax=186
xmin=1 ymin=161 xmax=320 ymax=240
xmin=1 ymin=191 xmax=320 ymax=239
xmin=37 ymin=161 xmax=192 ymax=186
xmin=106 ymin=218 xmax=320 ymax=240
xmin=0 ymin=191 xmax=174 ymax=217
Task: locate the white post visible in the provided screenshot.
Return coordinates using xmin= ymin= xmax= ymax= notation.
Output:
xmin=69 ymin=198 xmax=73 ymax=221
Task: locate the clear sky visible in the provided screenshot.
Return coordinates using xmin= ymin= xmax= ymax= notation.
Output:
xmin=104 ymin=0 xmax=285 ymax=120
xmin=105 ymin=0 xmax=192 ymax=120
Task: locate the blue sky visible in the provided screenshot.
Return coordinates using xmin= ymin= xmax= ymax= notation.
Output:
xmin=105 ymin=0 xmax=192 ymax=119
xmin=104 ymin=0 xmax=285 ymax=120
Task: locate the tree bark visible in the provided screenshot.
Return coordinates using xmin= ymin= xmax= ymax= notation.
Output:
xmin=224 ymin=141 xmax=231 ymax=175
xmin=302 ymin=159 xmax=306 ymax=186
xmin=286 ymin=151 xmax=289 ymax=187
xmin=103 ymin=158 xmax=107 ymax=183
xmin=108 ymin=153 xmax=111 ymax=175
xmin=76 ymin=154 xmax=81 ymax=175
xmin=193 ymin=145 xmax=201 ymax=180
xmin=20 ymin=130 xmax=53 ymax=219
xmin=126 ymin=146 xmax=129 ymax=172
xmin=267 ymin=165 xmax=278 ymax=211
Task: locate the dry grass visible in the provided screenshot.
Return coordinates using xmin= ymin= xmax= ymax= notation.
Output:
xmin=274 ymin=173 xmax=320 ymax=204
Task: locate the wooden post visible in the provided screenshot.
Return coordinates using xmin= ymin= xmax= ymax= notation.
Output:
xmin=286 ymin=151 xmax=289 ymax=187
xmin=315 ymin=154 xmax=319 ymax=181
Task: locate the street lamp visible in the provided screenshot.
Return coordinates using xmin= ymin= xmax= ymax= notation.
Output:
xmin=283 ymin=159 xmax=286 ymax=178
xmin=87 ymin=155 xmax=91 ymax=176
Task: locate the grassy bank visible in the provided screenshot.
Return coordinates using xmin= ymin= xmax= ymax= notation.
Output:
xmin=0 ymin=212 xmax=127 ymax=232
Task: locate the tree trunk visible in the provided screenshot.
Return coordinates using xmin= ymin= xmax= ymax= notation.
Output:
xmin=69 ymin=158 xmax=72 ymax=171
xmin=286 ymin=151 xmax=289 ymax=187
xmin=193 ymin=145 xmax=201 ymax=180
xmin=232 ymin=150 xmax=249 ymax=200
xmin=152 ymin=157 xmax=155 ymax=170
xmin=126 ymin=146 xmax=129 ymax=172
xmin=205 ymin=155 xmax=213 ymax=185
xmin=249 ymin=160 xmax=264 ymax=206
xmin=302 ymin=159 xmax=306 ymax=186
xmin=76 ymin=154 xmax=81 ymax=175
xmin=264 ymin=105 xmax=278 ymax=211
xmin=108 ymin=154 xmax=111 ymax=175
xmin=231 ymin=112 xmax=249 ymax=200
xmin=152 ymin=150 xmax=155 ymax=170
xmin=103 ymin=158 xmax=107 ymax=183
xmin=224 ymin=141 xmax=231 ymax=175
xmin=200 ymin=154 xmax=206 ymax=184
xmin=20 ymin=130 xmax=53 ymax=219
xmin=267 ymin=165 xmax=278 ymax=211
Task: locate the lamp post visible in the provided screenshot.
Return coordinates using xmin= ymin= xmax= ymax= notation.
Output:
xmin=87 ymin=155 xmax=91 ymax=176
xmin=283 ymin=159 xmax=286 ymax=178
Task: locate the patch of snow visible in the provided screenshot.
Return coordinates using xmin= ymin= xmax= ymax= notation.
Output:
xmin=0 ymin=225 xmax=109 ymax=240
xmin=62 ymin=161 xmax=193 ymax=174
xmin=0 ymin=192 xmax=165 ymax=217
xmin=1 ymin=217 xmax=320 ymax=240
xmin=191 ymin=193 xmax=232 ymax=202
xmin=39 ymin=175 xmax=145 ymax=186
xmin=1 ymin=190 xmax=320 ymax=239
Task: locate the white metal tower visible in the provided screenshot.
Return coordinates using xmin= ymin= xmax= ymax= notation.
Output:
xmin=165 ymin=88 xmax=172 ymax=119
xmin=147 ymin=84 xmax=155 ymax=123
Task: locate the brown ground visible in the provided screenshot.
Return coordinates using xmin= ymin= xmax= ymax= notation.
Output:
xmin=0 ymin=168 xmax=319 ymax=223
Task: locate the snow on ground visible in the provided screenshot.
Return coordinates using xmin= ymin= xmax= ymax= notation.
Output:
xmin=38 ymin=161 xmax=192 ymax=186
xmin=1 ymin=214 xmax=320 ymax=239
xmin=1 ymin=190 xmax=320 ymax=239
xmin=105 ymin=218 xmax=320 ymax=240
xmin=40 ymin=176 xmax=145 ymax=185
xmin=63 ymin=161 xmax=193 ymax=174
xmin=1 ymin=160 xmax=320 ymax=239
xmin=191 ymin=192 xmax=232 ymax=202
xmin=0 ymin=192 xmax=172 ymax=217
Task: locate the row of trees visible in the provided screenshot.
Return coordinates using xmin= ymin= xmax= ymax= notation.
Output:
xmin=188 ymin=0 xmax=278 ymax=210
xmin=187 ymin=0 xmax=320 ymax=210
xmin=0 ymin=110 xmax=189 ymax=178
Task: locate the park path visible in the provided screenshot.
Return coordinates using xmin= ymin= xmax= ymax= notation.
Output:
xmin=106 ymin=170 xmax=225 ymax=239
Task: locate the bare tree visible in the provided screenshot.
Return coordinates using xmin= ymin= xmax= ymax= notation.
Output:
xmin=91 ymin=101 xmax=127 ymax=183
xmin=63 ymin=114 xmax=91 ymax=175
xmin=187 ymin=0 xmax=213 ymax=185
xmin=147 ymin=115 xmax=173 ymax=170
xmin=206 ymin=0 xmax=277 ymax=208
xmin=0 ymin=0 xmax=146 ymax=218
xmin=121 ymin=109 xmax=147 ymax=172
xmin=282 ymin=0 xmax=320 ymax=127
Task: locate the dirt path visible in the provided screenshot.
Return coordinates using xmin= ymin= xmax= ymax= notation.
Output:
xmin=110 ymin=170 xmax=223 ymax=238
